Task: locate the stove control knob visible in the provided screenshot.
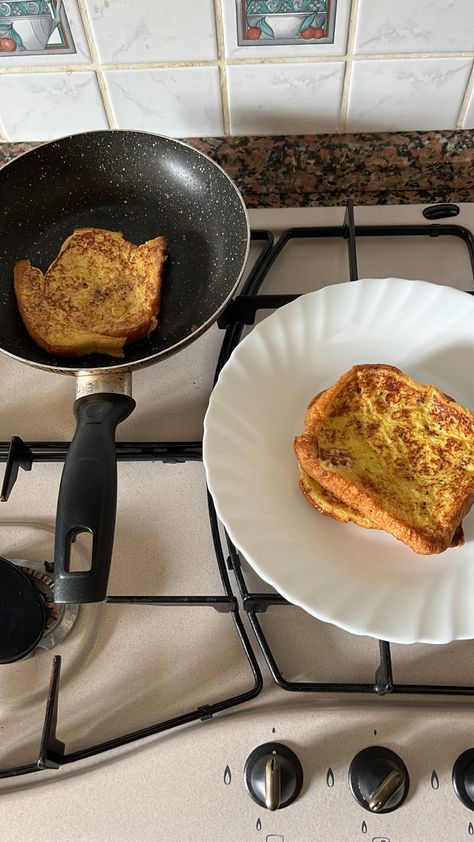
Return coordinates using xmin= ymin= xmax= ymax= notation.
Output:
xmin=453 ymin=749 xmax=474 ymax=810
xmin=244 ymin=742 xmax=303 ymax=811
xmin=349 ymin=746 xmax=409 ymax=813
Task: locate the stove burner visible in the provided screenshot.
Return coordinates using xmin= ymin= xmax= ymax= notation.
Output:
xmin=0 ymin=556 xmax=46 ymax=664
xmin=10 ymin=558 xmax=79 ymax=652
xmin=0 ymin=555 xmax=79 ymax=663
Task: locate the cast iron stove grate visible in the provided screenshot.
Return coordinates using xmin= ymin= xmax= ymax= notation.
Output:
xmin=1 ymin=201 xmax=474 ymax=782
xmin=214 ymin=199 xmax=474 ymax=698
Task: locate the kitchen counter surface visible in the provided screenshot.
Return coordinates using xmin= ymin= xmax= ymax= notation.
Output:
xmin=1 ymin=131 xmax=472 ymax=207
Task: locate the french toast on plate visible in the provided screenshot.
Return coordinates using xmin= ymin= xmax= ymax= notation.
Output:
xmin=294 ymin=364 xmax=474 ymax=554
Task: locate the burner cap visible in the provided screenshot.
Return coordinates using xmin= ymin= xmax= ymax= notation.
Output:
xmin=0 ymin=556 xmax=46 ymax=664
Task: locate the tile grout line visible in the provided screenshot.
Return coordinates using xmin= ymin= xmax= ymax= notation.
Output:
xmin=350 ymin=50 xmax=474 ymax=60
xmin=227 ymin=49 xmax=474 ymax=64
xmin=456 ymin=60 xmax=474 ymax=128
xmin=76 ymin=0 xmax=116 ymax=128
xmin=338 ymin=0 xmax=360 ymax=133
xmin=0 ymin=95 xmax=7 ymax=139
xmin=0 ymin=63 xmax=96 ymax=73
xmin=0 ymin=61 xmax=216 ymax=74
xmin=0 ymin=52 xmax=473 ymax=75
xmin=213 ymin=0 xmax=230 ymax=136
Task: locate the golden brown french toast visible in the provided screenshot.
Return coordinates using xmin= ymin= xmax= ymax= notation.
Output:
xmin=297 ymin=388 xmax=464 ymax=546
xmin=14 ymin=228 xmax=167 ymax=358
xmin=294 ymin=364 xmax=474 ymax=554
xmin=298 ymin=464 xmax=374 ymax=528
xmin=297 ymin=464 xmax=464 ymax=547
xmin=296 ymin=388 xmax=374 ymax=529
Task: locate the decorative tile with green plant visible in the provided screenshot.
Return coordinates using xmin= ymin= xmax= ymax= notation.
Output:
xmin=0 ymin=1 xmax=75 ymax=55
xmin=236 ymin=0 xmax=336 ymax=46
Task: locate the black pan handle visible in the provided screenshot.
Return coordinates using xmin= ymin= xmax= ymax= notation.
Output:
xmin=53 ymin=392 xmax=135 ymax=604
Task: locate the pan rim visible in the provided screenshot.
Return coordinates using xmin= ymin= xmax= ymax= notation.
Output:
xmin=0 ymin=129 xmax=250 ymax=375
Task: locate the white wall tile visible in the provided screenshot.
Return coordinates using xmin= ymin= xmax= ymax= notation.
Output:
xmin=222 ymin=0 xmax=351 ymax=58
xmin=84 ymin=0 xmax=217 ymax=63
xmin=227 ymin=62 xmax=345 ymax=135
xmin=0 ymin=72 xmax=108 ymax=140
xmin=0 ymin=1 xmax=473 ymax=141
xmin=104 ymin=67 xmax=223 ymax=137
xmin=347 ymin=58 xmax=472 ymax=132
xmin=463 ymin=85 xmax=474 ymax=129
xmin=0 ymin=0 xmax=90 ymax=66
xmin=355 ymin=0 xmax=474 ymax=55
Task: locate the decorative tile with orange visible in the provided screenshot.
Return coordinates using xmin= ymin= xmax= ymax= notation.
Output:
xmin=237 ymin=0 xmax=336 ymax=46
xmin=0 ymin=1 xmax=75 ymax=56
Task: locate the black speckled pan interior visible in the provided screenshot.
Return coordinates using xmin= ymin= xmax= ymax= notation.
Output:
xmin=0 ymin=130 xmax=249 ymax=372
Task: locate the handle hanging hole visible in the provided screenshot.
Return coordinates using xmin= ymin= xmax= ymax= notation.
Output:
xmin=65 ymin=529 xmax=94 ymax=573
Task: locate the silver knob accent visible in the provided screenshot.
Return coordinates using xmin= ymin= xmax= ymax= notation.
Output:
xmin=265 ymin=756 xmax=282 ymax=811
xmin=369 ymin=769 xmax=405 ymax=812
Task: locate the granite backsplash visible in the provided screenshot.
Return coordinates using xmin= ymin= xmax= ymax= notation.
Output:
xmin=1 ymin=131 xmax=472 ymax=207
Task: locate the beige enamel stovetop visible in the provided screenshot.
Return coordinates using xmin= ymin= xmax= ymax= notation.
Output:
xmin=2 ymin=204 xmax=474 ymax=842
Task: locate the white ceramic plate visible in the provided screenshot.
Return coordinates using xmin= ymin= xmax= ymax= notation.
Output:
xmin=203 ymin=278 xmax=474 ymax=645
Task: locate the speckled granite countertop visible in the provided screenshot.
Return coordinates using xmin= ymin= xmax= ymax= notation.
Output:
xmin=1 ymin=131 xmax=472 ymax=207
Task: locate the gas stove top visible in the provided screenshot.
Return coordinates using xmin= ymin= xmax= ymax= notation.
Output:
xmin=2 ymin=201 xmax=474 ymax=842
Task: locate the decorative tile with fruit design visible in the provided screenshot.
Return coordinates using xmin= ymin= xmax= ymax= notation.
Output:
xmin=237 ymin=0 xmax=336 ymax=46
xmin=0 ymin=1 xmax=75 ymax=55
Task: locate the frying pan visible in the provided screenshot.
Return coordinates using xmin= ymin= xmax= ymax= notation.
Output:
xmin=0 ymin=130 xmax=249 ymax=604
